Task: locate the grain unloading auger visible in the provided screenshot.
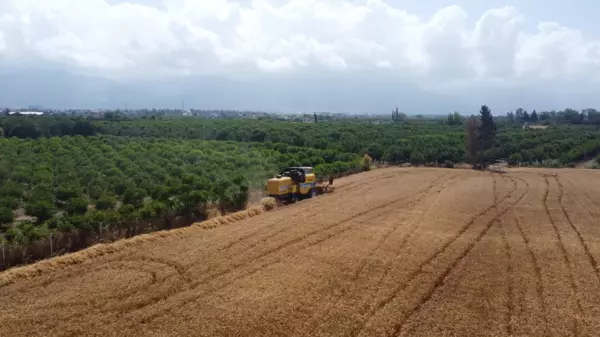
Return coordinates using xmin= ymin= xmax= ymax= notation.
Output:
xmin=266 ymin=166 xmax=335 ymax=205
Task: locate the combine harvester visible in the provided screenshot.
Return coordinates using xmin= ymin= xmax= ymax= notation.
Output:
xmin=266 ymin=166 xmax=334 ymax=206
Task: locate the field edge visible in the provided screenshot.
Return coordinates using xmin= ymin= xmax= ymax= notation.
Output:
xmin=0 ymin=198 xmax=277 ymax=287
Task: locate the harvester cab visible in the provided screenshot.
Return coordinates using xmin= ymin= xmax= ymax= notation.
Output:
xmin=266 ymin=166 xmax=334 ymax=205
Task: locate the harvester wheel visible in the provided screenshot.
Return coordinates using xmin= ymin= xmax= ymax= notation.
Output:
xmin=310 ymin=189 xmax=318 ymax=198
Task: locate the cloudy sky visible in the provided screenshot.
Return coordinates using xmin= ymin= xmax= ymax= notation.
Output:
xmin=1 ymin=0 xmax=599 ymax=114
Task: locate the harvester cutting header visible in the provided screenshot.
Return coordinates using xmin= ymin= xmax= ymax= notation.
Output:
xmin=266 ymin=166 xmax=334 ymax=205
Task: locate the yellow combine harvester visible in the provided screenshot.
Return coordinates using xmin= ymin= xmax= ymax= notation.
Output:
xmin=266 ymin=166 xmax=334 ymax=205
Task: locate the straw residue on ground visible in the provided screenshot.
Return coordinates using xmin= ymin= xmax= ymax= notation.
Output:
xmin=2 ymin=167 xmax=600 ymax=337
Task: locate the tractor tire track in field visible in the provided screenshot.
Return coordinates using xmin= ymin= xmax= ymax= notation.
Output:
xmin=132 ymin=256 xmax=193 ymax=285
xmin=554 ymin=176 xmax=600 ymax=285
xmin=191 ymin=172 xmax=454 ymax=288
xmin=210 ymin=171 xmax=389 ymax=263
xmin=128 ymin=172 xmax=458 ymax=324
xmin=334 ymin=172 xmax=402 ymax=194
xmin=351 ymin=173 xmax=465 ymax=281
xmin=501 ymin=218 xmax=515 ymax=337
xmin=542 ymin=174 xmax=583 ymax=336
xmin=499 ymin=174 xmax=529 ymax=336
xmin=493 ymin=172 xmax=498 ymax=205
xmin=504 ymin=175 xmax=541 ymax=329
xmin=52 ymin=256 xmax=198 ymax=317
xmin=350 ymin=173 xmax=517 ymax=337
xmin=28 ymin=255 xmax=207 ymax=328
xmin=514 ymin=214 xmax=549 ymax=331
xmin=137 ymin=172 xmax=455 ymax=328
xmin=211 ymin=171 xmax=390 ymax=254
xmin=363 ymin=174 xmax=469 ymax=288
xmin=389 ymin=175 xmax=528 ymax=337
xmin=200 ymin=172 xmax=455 ymax=284
xmin=133 ymin=225 xmax=360 ymax=326
xmin=209 ymin=171 xmax=399 ymax=256
xmin=561 ymin=174 xmax=600 ymax=220
xmin=300 ymin=173 xmax=466 ymax=335
xmin=21 ymin=258 xmax=183 ymax=318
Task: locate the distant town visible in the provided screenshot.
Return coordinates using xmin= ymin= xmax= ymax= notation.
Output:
xmin=0 ymin=105 xmax=435 ymax=123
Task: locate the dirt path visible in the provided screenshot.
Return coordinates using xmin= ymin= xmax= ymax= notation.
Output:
xmin=2 ymin=167 xmax=600 ymax=337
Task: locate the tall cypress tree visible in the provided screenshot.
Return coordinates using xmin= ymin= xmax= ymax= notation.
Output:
xmin=531 ymin=110 xmax=538 ymax=123
xmin=477 ymin=105 xmax=496 ymax=168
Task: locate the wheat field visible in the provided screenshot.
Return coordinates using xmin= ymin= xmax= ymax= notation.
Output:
xmin=2 ymin=167 xmax=600 ymax=337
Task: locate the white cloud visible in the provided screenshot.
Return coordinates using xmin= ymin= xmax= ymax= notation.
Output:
xmin=515 ymin=22 xmax=600 ymax=81
xmin=0 ymin=31 xmax=5 ymax=53
xmin=472 ymin=6 xmax=523 ymax=78
xmin=257 ymin=56 xmax=294 ymax=72
xmin=1 ymin=0 xmax=600 ymax=90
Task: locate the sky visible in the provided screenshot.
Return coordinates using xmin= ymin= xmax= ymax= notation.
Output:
xmin=1 ymin=0 xmax=599 ymax=114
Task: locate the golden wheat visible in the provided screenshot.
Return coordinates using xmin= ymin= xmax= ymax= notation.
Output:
xmin=0 ymin=197 xmax=278 ymax=288
xmin=2 ymin=167 xmax=600 ymax=337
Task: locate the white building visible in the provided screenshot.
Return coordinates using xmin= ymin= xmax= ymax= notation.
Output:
xmin=9 ymin=111 xmax=44 ymax=116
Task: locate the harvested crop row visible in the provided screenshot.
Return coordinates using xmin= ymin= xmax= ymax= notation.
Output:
xmin=2 ymin=168 xmax=600 ymax=337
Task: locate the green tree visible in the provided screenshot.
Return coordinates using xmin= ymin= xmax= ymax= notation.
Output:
xmin=410 ymin=151 xmax=425 ymax=166
xmin=477 ymin=105 xmax=496 ymax=168
xmin=180 ymin=191 xmax=209 ymax=219
xmin=446 ymin=112 xmax=463 ymax=125
xmin=0 ymin=196 xmax=19 ymax=210
xmin=66 ymin=197 xmax=89 ymax=215
xmin=73 ymin=120 xmax=96 ymax=136
xmin=506 ymin=112 xmax=515 ymax=124
xmin=515 ymin=108 xmax=524 ymax=123
xmin=508 ymin=153 xmax=523 ymax=166
xmin=531 ymin=110 xmax=539 ymax=123
xmin=25 ymin=200 xmax=56 ymax=224
xmin=117 ymin=204 xmax=136 ymax=222
xmin=586 ymin=109 xmax=600 ymax=125
xmin=361 ymin=154 xmax=372 ymax=171
xmin=231 ymin=176 xmax=249 ymax=211
xmin=123 ymin=187 xmax=146 ymax=208
xmin=96 ymin=194 xmax=116 ymax=211
xmin=0 ymin=206 xmax=14 ymax=226
xmin=55 ymin=186 xmax=79 ymax=202
xmin=540 ymin=111 xmax=551 ymax=122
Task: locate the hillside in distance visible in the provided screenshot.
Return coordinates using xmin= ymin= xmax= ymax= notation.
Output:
xmin=0 ymin=66 xmax=472 ymax=113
